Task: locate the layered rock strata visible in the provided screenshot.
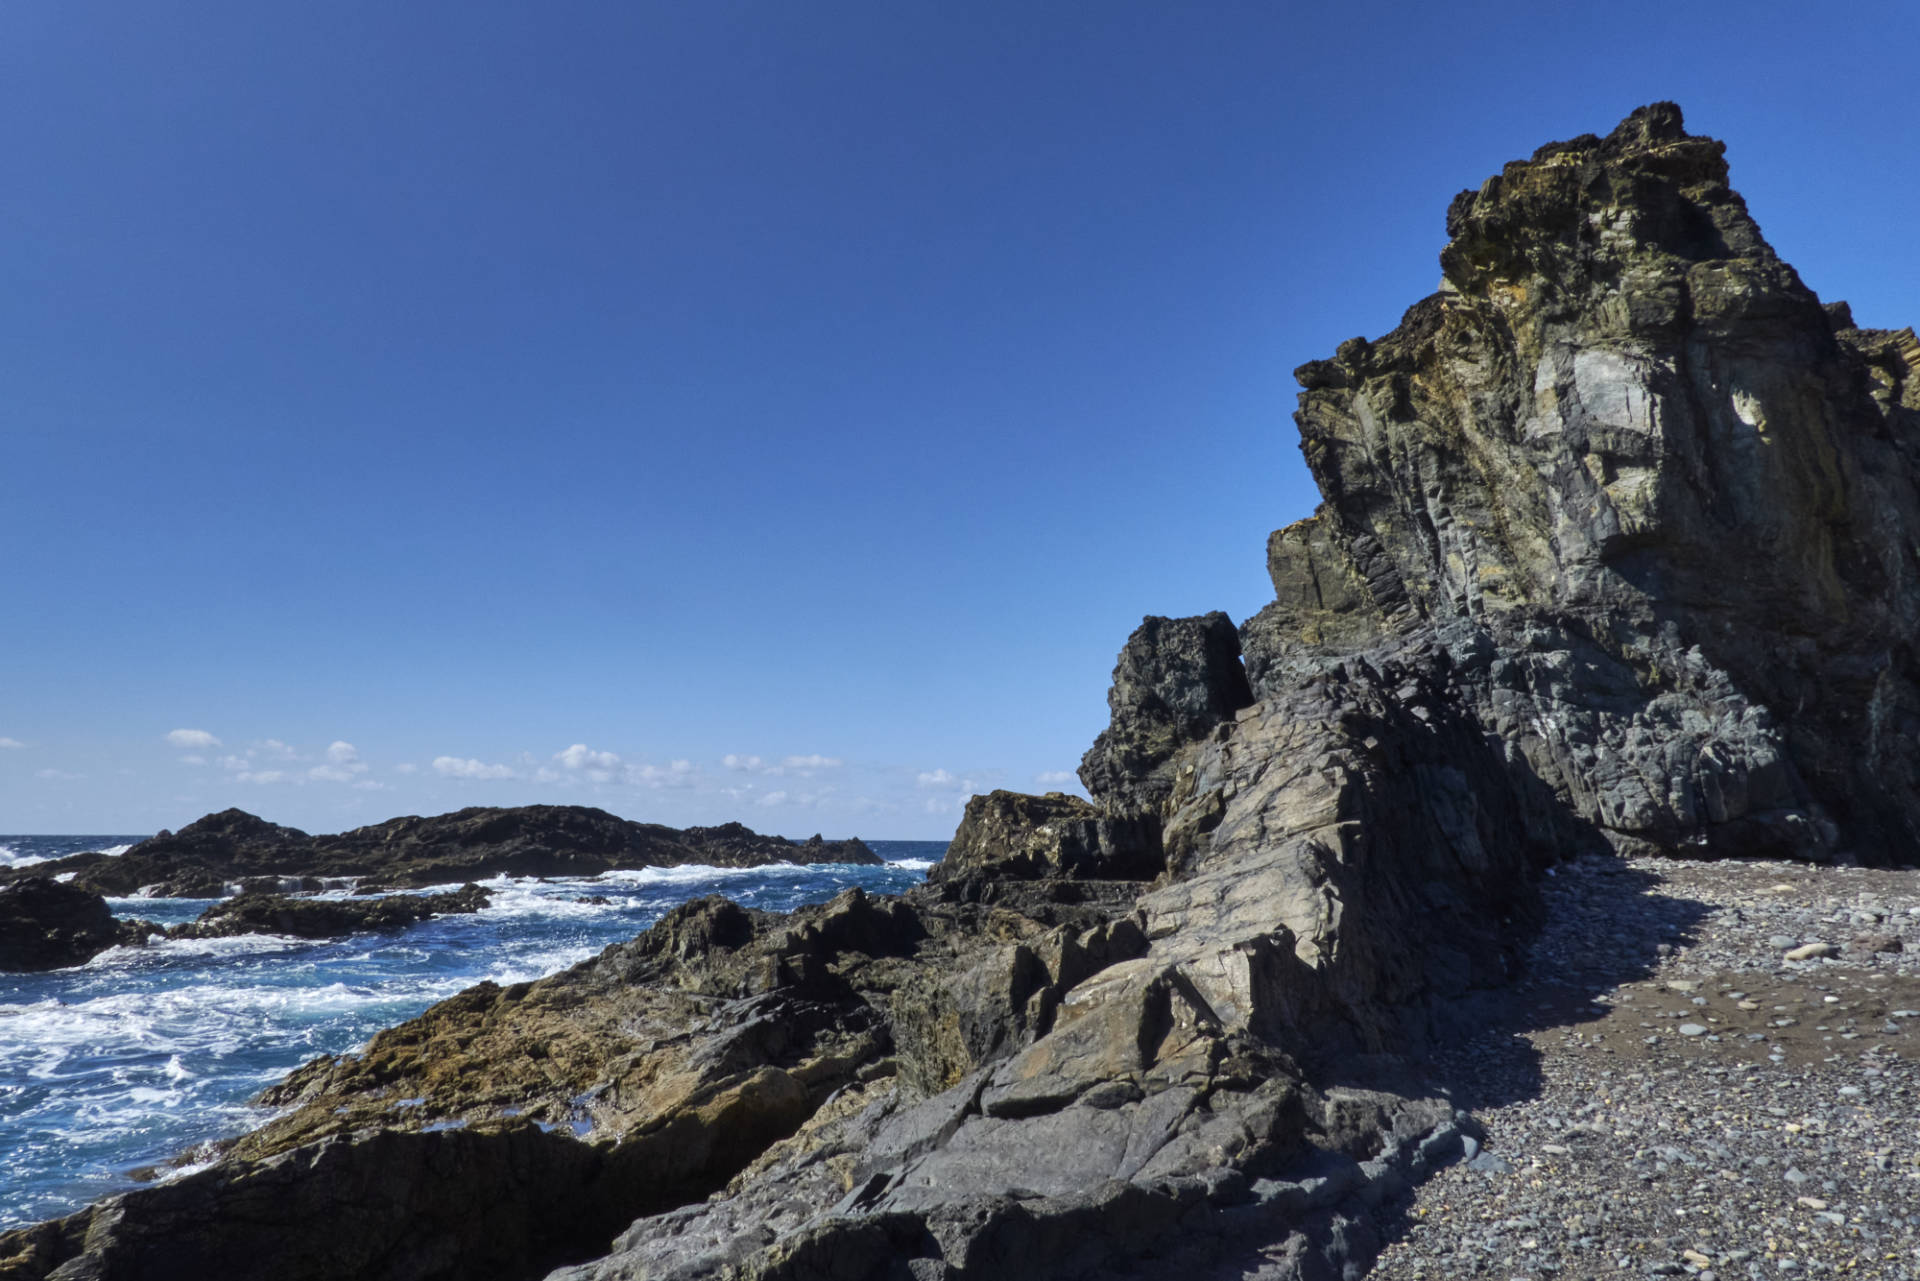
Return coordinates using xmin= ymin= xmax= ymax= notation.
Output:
xmin=5 ymin=104 xmax=1916 ymax=1281
xmin=3 ymin=805 xmax=879 ymax=898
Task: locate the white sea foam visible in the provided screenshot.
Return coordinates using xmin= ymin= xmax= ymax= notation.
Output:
xmin=84 ymin=934 xmax=298 ymax=969
xmin=468 ymin=878 xmax=638 ymax=923
xmin=595 ymin=861 xmax=814 ymax=886
xmin=0 ymin=844 xmax=46 ymax=869
xmin=96 ymin=844 xmax=133 ymax=858
xmin=885 ymin=858 xmax=936 ymax=872
xmin=481 ymin=944 xmax=603 ymax=986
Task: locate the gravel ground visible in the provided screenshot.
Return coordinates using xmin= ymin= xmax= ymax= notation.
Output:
xmin=1367 ymin=854 xmax=1920 ymax=1280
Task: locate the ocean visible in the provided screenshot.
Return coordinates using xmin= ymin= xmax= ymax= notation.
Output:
xmin=0 ymin=834 xmax=945 ymax=1231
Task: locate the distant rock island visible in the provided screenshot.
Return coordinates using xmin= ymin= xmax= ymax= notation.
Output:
xmin=7 ymin=104 xmax=1918 ymax=1281
xmin=4 ymin=804 xmax=881 ymax=898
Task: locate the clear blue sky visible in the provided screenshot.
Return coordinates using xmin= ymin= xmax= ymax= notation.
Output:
xmin=5 ymin=1 xmax=1916 ymax=837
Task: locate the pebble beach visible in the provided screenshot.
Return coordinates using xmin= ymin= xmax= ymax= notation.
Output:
xmin=1372 ymin=856 xmax=1920 ymax=1279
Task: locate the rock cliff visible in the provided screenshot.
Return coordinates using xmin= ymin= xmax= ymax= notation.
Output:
xmin=1241 ymin=102 xmax=1920 ymax=867
xmin=5 ymin=104 xmax=1916 ymax=1281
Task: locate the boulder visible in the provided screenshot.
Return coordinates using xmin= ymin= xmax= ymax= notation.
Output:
xmin=1079 ymin=612 xmax=1253 ymax=811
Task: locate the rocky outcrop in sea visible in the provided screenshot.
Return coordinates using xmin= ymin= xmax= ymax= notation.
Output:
xmin=0 ymin=878 xmax=157 ymax=972
xmin=4 ymin=104 xmax=1916 ymax=1281
xmin=2 ymin=805 xmax=881 ymax=898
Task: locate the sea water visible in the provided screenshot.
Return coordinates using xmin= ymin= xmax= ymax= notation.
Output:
xmin=0 ymin=834 xmax=944 ymax=1230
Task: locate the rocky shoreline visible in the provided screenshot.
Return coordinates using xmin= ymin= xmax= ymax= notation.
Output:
xmin=5 ymin=102 xmax=1919 ymax=1280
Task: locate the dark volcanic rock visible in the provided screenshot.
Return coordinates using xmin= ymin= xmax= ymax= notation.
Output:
xmin=168 ymin=884 xmax=493 ymax=941
xmin=0 ymin=877 xmax=156 ymax=971
xmin=4 ymin=805 xmax=880 ymax=897
xmin=1078 ymin=611 xmax=1253 ymax=811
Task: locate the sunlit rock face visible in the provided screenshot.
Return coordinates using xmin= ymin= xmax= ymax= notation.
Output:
xmin=1244 ymin=102 xmax=1920 ymax=866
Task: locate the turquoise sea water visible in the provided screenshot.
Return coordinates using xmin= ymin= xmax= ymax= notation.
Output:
xmin=0 ymin=834 xmax=944 ymax=1230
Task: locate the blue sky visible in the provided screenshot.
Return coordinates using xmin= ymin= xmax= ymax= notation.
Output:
xmin=5 ymin=2 xmax=1916 ymax=838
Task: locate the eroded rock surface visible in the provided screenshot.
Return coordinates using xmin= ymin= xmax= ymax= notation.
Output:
xmin=3 ymin=805 xmax=879 ymax=898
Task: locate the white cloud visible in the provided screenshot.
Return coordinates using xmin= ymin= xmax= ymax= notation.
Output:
xmin=236 ymin=770 xmax=287 ymax=784
xmin=0 ymin=737 xmax=24 ymax=749
xmin=219 ymin=755 xmax=250 ymax=772
xmin=394 ymin=763 xmax=419 ymax=775
xmin=166 ymin=729 xmax=221 ymax=749
xmin=352 ymin=779 xmax=387 ymax=791
xmin=180 ymin=754 xmax=207 ymax=766
xmin=433 ymin=756 xmax=516 ymax=780
xmin=256 ymin=739 xmax=297 ymax=758
xmin=35 ymin=768 xmax=82 ymax=781
xmin=557 ymin=743 xmax=621 ymax=772
xmin=555 ymin=744 xmax=623 ymax=782
xmin=1035 ymin=770 xmax=1077 ymax=786
xmin=724 ymin=753 xmax=844 ymax=778
xmin=630 ymin=760 xmax=697 ymax=788
xmin=916 ymin=768 xmax=957 ymax=788
xmin=758 ymin=790 xmax=788 ymax=807
xmin=309 ymin=742 xmax=370 ymax=783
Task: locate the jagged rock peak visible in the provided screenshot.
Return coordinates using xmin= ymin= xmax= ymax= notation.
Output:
xmin=1078 ymin=611 xmax=1252 ymax=812
xmin=1435 ymin=100 xmax=1777 ymax=309
xmin=1248 ymin=102 xmax=1920 ymax=865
